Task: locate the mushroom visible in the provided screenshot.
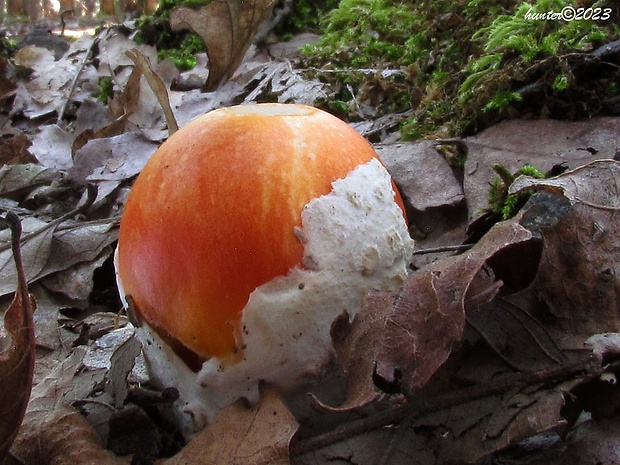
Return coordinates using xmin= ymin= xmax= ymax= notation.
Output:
xmin=114 ymin=103 xmax=413 ymax=430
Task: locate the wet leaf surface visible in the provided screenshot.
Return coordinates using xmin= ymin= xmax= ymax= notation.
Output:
xmin=377 ymin=141 xmax=464 ymax=212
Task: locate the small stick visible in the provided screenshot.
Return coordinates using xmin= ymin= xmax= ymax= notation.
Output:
xmin=254 ymin=0 xmax=292 ymax=44
xmin=291 ymin=354 xmax=602 ymax=457
xmin=412 ymin=244 xmax=473 ymax=255
xmin=0 ymin=184 xmax=97 ymax=254
xmin=57 ymin=32 xmax=99 ymax=124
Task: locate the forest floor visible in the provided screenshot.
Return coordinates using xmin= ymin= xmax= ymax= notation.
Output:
xmin=1 ymin=6 xmax=620 ymax=465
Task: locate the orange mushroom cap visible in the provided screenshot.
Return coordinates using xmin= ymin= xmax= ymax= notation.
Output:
xmin=116 ymin=103 xmax=406 ymax=362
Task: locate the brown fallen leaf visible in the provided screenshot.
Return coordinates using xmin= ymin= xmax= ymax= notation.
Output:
xmin=463 ymin=117 xmax=620 ymax=221
xmin=509 ymin=159 xmax=620 ymax=345
xmin=0 ymin=57 xmax=16 ymax=103
xmin=385 ymin=374 xmax=587 ymax=465
xmin=71 ymin=58 xmax=142 ymax=154
xmin=168 ymin=385 xmax=298 ymax=465
xmin=126 ymin=48 xmax=178 ymax=136
xmin=170 ymin=0 xmax=276 ymax=91
xmin=534 ymin=417 xmax=620 ymax=465
xmin=0 ymin=187 xmax=113 ymax=299
xmin=107 ymin=60 xmax=141 ymax=122
xmin=0 ymin=134 xmax=38 ymax=166
xmin=322 ymin=220 xmax=537 ymax=410
xmin=8 ymin=349 xmax=128 ymax=465
xmin=0 ymin=213 xmax=36 ymax=460
xmin=376 ymin=141 xmax=464 ymax=212
xmin=72 ymin=115 xmax=132 ymax=155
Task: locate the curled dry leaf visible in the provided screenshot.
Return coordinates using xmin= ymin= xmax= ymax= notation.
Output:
xmin=170 ymin=0 xmax=276 ymax=91
xmin=510 ymin=159 xmax=620 ymax=343
xmin=106 ymin=58 xmax=142 ymax=123
xmin=0 ymin=217 xmax=55 ymax=297
xmin=324 ymin=220 xmax=537 ymax=410
xmin=0 ymin=213 xmax=36 ymax=460
xmin=126 ymin=48 xmax=179 ymax=135
xmin=168 ymin=385 xmax=298 ymax=465
xmin=105 ymin=331 xmax=142 ymax=408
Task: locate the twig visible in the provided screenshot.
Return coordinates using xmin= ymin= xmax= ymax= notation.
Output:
xmin=127 ymin=386 xmax=179 ymax=407
xmin=290 ymin=353 xmax=602 ymax=458
xmin=290 ymin=404 xmax=406 ymax=457
xmin=72 ymin=398 xmax=116 ymax=412
xmin=59 ymin=9 xmax=75 ymax=37
xmin=0 ymin=184 xmax=97 ymax=254
xmin=6 ymin=212 xmax=27 ymax=297
xmin=412 ymin=244 xmax=473 ymax=255
xmin=254 ymin=0 xmax=292 ymax=44
xmin=57 ymin=32 xmax=99 ymax=125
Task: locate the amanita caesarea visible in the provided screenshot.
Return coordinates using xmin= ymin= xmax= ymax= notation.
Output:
xmin=114 ymin=103 xmax=414 ymax=430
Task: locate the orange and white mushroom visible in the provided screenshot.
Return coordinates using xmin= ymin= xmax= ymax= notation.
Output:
xmin=114 ymin=103 xmax=413 ymax=429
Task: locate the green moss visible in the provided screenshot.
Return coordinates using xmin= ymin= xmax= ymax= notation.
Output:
xmin=457 ymin=0 xmax=616 ymax=129
xmin=93 ymin=76 xmax=114 ymax=104
xmin=488 ymin=164 xmax=546 ymax=220
xmin=552 ymin=73 xmax=570 ymax=92
xmin=302 ymin=0 xmax=619 ymax=139
xmin=274 ymin=0 xmax=340 ymax=39
xmin=483 ymin=91 xmax=522 ymax=112
xmin=304 ymin=0 xmax=423 ymax=68
xmin=157 ymin=32 xmax=205 ymax=70
xmin=303 ymin=0 xmax=502 ymax=133
xmin=0 ymin=34 xmax=18 ymax=58
xmin=134 ymin=0 xmax=211 ymax=70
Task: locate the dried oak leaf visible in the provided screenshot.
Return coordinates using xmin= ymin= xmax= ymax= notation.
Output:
xmin=167 ymin=385 xmax=298 ymax=465
xmin=0 ymin=213 xmax=36 ymax=461
xmin=170 ymin=0 xmax=276 ymax=91
xmin=9 ymin=349 xmax=127 ymax=465
xmin=326 ymin=220 xmax=536 ymax=410
xmin=106 ymin=59 xmax=141 ymax=123
xmin=510 ymin=159 xmax=620 ymax=344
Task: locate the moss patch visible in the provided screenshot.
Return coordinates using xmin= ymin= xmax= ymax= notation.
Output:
xmin=302 ymin=0 xmax=620 ymax=139
xmin=134 ymin=0 xmax=212 ymax=70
